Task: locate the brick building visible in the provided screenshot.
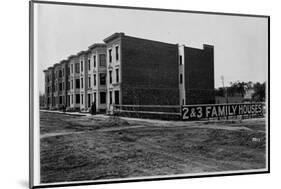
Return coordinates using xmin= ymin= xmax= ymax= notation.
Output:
xmin=88 ymin=43 xmax=107 ymax=112
xmin=43 ymin=33 xmax=215 ymax=113
xmin=104 ymin=33 xmax=180 ymax=107
xmin=179 ymin=44 xmax=215 ymax=105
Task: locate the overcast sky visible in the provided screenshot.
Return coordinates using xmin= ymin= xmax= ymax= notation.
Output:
xmin=34 ymin=3 xmax=268 ymax=93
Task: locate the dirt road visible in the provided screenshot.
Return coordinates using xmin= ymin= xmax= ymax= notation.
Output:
xmin=40 ymin=112 xmax=266 ymax=183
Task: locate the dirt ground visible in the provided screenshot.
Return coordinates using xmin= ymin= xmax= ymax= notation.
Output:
xmin=40 ymin=111 xmax=266 ymax=183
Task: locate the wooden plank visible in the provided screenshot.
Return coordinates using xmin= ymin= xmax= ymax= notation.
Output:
xmin=113 ymin=105 xmax=180 ymax=108
xmin=115 ymin=109 xmax=181 ymax=115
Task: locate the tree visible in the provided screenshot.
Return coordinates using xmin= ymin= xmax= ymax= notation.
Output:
xmin=252 ymin=82 xmax=266 ymax=102
xmin=215 ymin=87 xmax=225 ymax=97
xmin=228 ymin=81 xmax=252 ymax=97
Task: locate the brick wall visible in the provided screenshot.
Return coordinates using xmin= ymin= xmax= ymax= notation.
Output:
xmin=121 ymin=36 xmax=179 ymax=105
xmin=184 ymin=45 xmax=215 ymax=104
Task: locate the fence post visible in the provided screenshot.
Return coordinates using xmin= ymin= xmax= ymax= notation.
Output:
xmin=180 ymin=105 xmax=183 ymax=121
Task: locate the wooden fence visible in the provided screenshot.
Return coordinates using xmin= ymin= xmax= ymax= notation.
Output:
xmin=111 ymin=102 xmax=265 ymax=121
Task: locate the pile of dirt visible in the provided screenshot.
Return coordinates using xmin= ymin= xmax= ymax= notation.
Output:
xmin=101 ymin=116 xmax=130 ymax=127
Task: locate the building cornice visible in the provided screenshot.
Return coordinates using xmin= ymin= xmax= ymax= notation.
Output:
xmin=88 ymin=43 xmax=106 ymax=50
xmin=103 ymin=32 xmax=125 ymax=43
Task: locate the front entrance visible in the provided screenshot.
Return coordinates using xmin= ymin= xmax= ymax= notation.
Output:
xmin=114 ymin=90 xmax=119 ymax=105
xmin=88 ymin=94 xmax=91 ymax=107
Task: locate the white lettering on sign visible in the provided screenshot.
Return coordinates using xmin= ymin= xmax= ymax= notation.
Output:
xmin=197 ymin=107 xmax=203 ymax=118
xmin=182 ymin=103 xmax=264 ymax=120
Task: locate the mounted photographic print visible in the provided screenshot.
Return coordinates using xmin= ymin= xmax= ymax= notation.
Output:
xmin=29 ymin=0 xmax=270 ymax=188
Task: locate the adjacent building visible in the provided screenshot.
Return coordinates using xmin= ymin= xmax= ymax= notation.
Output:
xmin=43 ymin=32 xmax=215 ymax=113
xmin=88 ymin=43 xmax=107 ymax=113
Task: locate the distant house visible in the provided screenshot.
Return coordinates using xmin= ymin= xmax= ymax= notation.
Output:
xmin=215 ymin=95 xmax=244 ymax=104
xmin=215 ymin=88 xmax=255 ymax=104
xmin=244 ymin=88 xmax=255 ymax=101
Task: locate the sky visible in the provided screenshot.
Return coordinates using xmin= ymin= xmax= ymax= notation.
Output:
xmin=34 ymin=3 xmax=268 ymax=93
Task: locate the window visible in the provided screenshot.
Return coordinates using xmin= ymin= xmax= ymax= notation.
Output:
xmin=75 ymin=79 xmax=80 ymax=89
xmin=116 ymin=68 xmax=119 ymax=83
xmin=71 ymin=80 xmax=73 ymax=89
xmin=88 ymin=76 xmax=91 ymax=88
xmin=75 ymin=63 xmax=80 ymax=73
xmin=93 ymin=92 xmax=96 ymax=103
xmin=75 ymin=94 xmax=80 ymax=104
xmin=59 ymin=70 xmax=62 ymax=78
xmin=115 ymin=46 xmax=119 ymax=60
xmin=62 ymin=82 xmax=64 ymax=90
xmin=180 ymin=74 xmax=183 ymax=84
xmin=109 ymin=70 xmax=112 ymax=84
xmin=81 ymin=78 xmax=83 ymax=88
xmin=179 ymin=55 xmax=183 ymax=65
xmin=93 ymin=55 xmax=96 ymax=67
xmin=109 ymin=91 xmax=112 ymax=104
xmin=93 ymin=74 xmax=96 ymax=86
xmin=81 ymin=61 xmax=83 ymax=72
xmin=59 ymin=82 xmax=62 ymax=91
xmin=81 ymin=94 xmax=83 ymax=104
xmin=100 ymin=73 xmax=106 ymax=85
xmin=62 ymin=68 xmax=65 ymax=76
xmin=67 ymin=81 xmax=70 ymax=90
xmin=114 ymin=90 xmax=119 ymax=105
xmin=71 ymin=64 xmax=73 ymax=73
xmin=99 ymin=54 xmax=106 ymax=67
xmin=109 ymin=49 xmax=112 ymax=63
xmin=100 ymin=92 xmax=106 ymax=104
xmin=59 ymin=96 xmax=63 ymax=104
xmin=88 ymin=59 xmax=91 ymax=70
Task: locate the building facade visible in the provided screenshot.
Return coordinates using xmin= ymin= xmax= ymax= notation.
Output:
xmin=43 ymin=33 xmax=215 ymax=112
xmin=88 ymin=43 xmax=107 ymax=112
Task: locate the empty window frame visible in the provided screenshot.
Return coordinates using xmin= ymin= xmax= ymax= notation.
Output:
xmin=179 ymin=55 xmax=183 ymax=65
xmin=75 ymin=79 xmax=80 ymax=89
xmin=100 ymin=73 xmax=106 ymax=85
xmin=116 ymin=68 xmax=119 ymax=83
xmin=108 ymin=49 xmax=112 ymax=63
xmin=93 ymin=74 xmax=96 ymax=86
xmin=88 ymin=76 xmax=91 ymax=88
xmin=75 ymin=63 xmax=80 ymax=73
xmin=99 ymin=54 xmax=106 ymax=67
xmin=114 ymin=90 xmax=119 ymax=105
xmin=81 ymin=78 xmax=83 ymax=88
xmin=109 ymin=91 xmax=112 ymax=104
xmin=75 ymin=94 xmax=80 ymax=104
xmin=59 ymin=82 xmax=62 ymax=91
xmin=93 ymin=55 xmax=96 ymax=68
xmin=100 ymin=92 xmax=106 ymax=104
xmin=81 ymin=61 xmax=83 ymax=72
xmin=71 ymin=64 xmax=73 ymax=73
xmin=109 ymin=70 xmax=112 ymax=84
xmin=180 ymin=74 xmax=183 ymax=84
xmin=115 ymin=46 xmax=119 ymax=61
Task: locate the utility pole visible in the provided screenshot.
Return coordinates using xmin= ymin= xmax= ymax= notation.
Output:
xmin=221 ymin=76 xmax=228 ymax=104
